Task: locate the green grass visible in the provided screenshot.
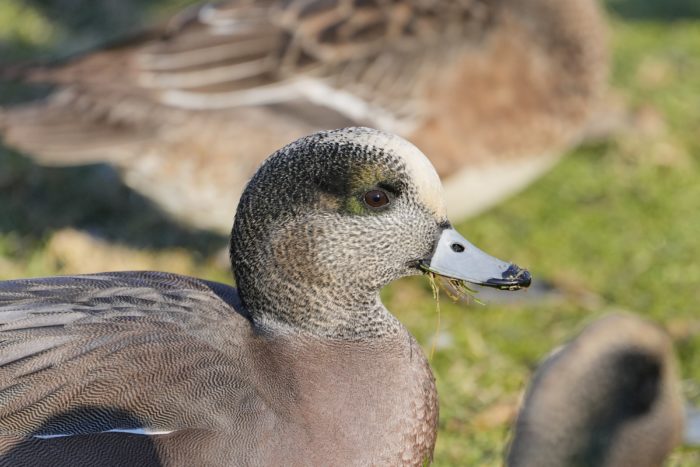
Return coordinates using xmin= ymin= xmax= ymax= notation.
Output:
xmin=1 ymin=3 xmax=700 ymax=465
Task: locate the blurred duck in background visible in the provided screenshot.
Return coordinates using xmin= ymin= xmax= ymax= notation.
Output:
xmin=0 ymin=0 xmax=607 ymax=234
xmin=507 ymin=313 xmax=700 ymax=467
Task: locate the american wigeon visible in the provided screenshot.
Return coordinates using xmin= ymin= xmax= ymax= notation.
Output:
xmin=0 ymin=128 xmax=530 ymax=465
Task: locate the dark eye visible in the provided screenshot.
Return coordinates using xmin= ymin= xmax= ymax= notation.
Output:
xmin=363 ymin=189 xmax=390 ymax=208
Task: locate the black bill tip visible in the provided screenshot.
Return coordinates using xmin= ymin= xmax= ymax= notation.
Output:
xmin=484 ymin=264 xmax=531 ymax=291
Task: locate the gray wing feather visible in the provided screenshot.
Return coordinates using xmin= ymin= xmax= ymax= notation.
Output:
xmin=0 ymin=272 xmax=252 ymax=438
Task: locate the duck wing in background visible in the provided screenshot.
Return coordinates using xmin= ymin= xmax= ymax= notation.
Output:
xmin=0 ymin=0 xmax=607 ymax=232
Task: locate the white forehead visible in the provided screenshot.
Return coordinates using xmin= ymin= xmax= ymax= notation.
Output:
xmin=327 ymin=129 xmax=447 ymax=218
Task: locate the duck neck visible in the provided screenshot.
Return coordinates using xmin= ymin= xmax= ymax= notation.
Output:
xmin=236 ymin=272 xmax=403 ymax=339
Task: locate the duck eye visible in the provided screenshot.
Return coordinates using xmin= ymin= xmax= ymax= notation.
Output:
xmin=363 ymin=189 xmax=390 ymax=208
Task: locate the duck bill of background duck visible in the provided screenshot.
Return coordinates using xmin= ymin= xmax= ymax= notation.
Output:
xmin=421 ymin=228 xmax=531 ymax=291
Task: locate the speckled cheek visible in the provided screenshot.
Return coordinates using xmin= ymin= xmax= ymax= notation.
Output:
xmin=268 ymin=220 xmax=322 ymax=284
xmin=317 ymin=192 xmax=342 ymax=211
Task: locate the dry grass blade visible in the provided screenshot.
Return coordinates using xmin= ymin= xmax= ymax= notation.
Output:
xmin=426 ymin=272 xmax=486 ymax=359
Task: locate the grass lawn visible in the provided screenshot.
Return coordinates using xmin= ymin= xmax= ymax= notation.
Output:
xmin=1 ymin=2 xmax=699 ymax=465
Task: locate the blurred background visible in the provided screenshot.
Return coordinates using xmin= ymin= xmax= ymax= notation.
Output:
xmin=0 ymin=0 xmax=699 ymax=465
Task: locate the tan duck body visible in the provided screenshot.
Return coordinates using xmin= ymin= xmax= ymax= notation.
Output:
xmin=507 ymin=313 xmax=685 ymax=467
xmin=0 ymin=0 xmax=607 ymax=231
xmin=0 ymin=128 xmax=530 ymax=465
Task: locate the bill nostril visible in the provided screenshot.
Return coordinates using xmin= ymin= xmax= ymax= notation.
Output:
xmin=451 ymin=243 xmax=465 ymax=253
